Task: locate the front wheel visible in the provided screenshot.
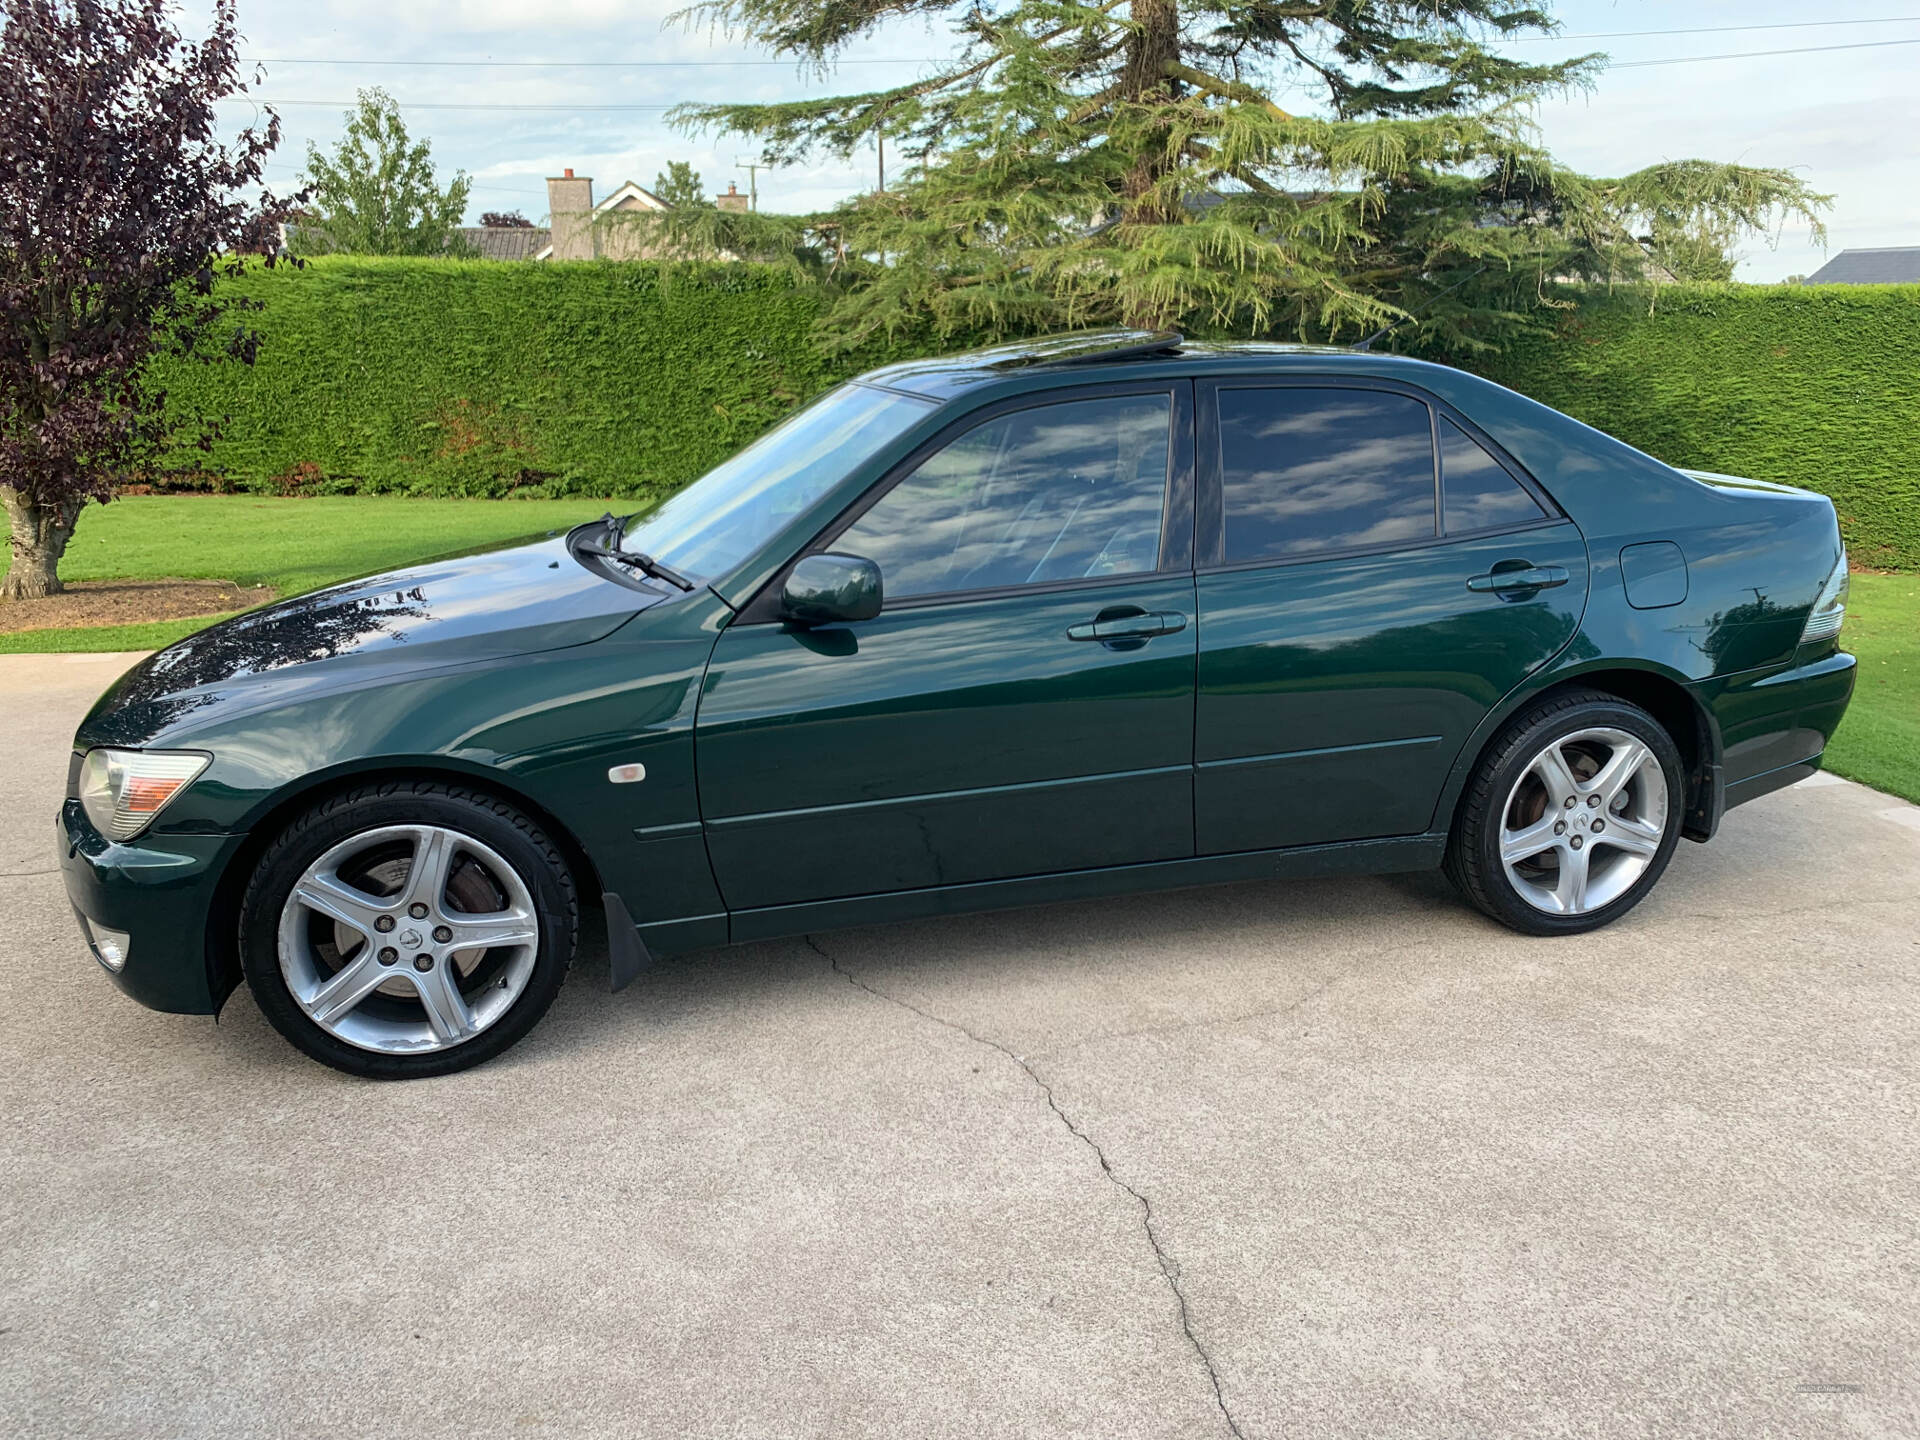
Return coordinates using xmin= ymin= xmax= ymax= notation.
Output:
xmin=1446 ymin=691 xmax=1684 ymax=935
xmin=239 ymin=783 xmax=578 ymax=1079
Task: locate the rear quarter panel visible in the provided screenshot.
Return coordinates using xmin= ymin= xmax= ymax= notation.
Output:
xmin=1400 ymin=362 xmax=1850 ymax=819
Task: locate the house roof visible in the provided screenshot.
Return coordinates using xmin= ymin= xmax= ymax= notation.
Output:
xmin=592 ymin=181 xmax=669 ymax=213
xmin=1802 ymin=247 xmax=1920 ymax=284
xmin=459 ymin=226 xmax=550 ymax=261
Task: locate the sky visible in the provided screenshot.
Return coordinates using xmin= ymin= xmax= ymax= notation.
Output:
xmin=204 ymin=0 xmax=1920 ymax=280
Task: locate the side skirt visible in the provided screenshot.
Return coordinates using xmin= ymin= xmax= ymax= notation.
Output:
xmin=726 ymin=833 xmax=1449 ymax=946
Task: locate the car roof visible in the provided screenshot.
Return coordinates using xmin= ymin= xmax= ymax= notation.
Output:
xmin=854 ymin=329 xmax=1453 ymax=401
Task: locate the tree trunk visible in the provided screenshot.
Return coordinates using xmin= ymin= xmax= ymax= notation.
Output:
xmin=1117 ymin=0 xmax=1183 ymax=327
xmin=1120 ymin=0 xmax=1181 ymax=221
xmin=0 ymin=486 xmax=81 ymax=601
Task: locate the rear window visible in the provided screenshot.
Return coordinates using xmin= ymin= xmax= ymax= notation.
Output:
xmin=1216 ymin=388 xmax=1437 ymax=564
xmin=1439 ymin=417 xmax=1546 ymax=533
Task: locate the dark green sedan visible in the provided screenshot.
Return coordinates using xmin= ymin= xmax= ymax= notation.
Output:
xmin=59 ymin=332 xmax=1856 ymax=1078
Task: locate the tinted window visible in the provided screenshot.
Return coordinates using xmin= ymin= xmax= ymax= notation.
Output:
xmin=621 ymin=382 xmax=935 ymax=578
xmin=1440 ymin=417 xmax=1546 ymax=532
xmin=837 ymin=395 xmax=1171 ymax=600
xmin=1217 ymin=389 xmax=1436 ymax=563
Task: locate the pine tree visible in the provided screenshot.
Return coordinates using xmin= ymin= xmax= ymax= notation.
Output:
xmin=668 ymin=1 xmax=1826 ymax=350
xmin=653 ymin=161 xmax=715 ymax=209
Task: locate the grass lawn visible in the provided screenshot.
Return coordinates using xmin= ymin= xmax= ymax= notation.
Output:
xmin=0 ymin=495 xmax=615 ymax=653
xmin=1822 ymin=573 xmax=1919 ymax=805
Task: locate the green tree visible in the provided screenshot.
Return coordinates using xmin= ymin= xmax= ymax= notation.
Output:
xmin=299 ymin=89 xmax=472 ymax=256
xmin=667 ymin=1 xmax=1826 ymax=350
xmin=652 ymin=160 xmax=714 ymax=209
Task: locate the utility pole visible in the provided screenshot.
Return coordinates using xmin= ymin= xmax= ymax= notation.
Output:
xmin=877 ymin=132 xmax=885 ymax=193
xmin=735 ymin=160 xmax=763 ymax=212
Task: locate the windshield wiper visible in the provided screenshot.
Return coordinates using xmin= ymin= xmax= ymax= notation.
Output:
xmin=566 ymin=514 xmax=696 ymax=592
xmin=576 ymin=540 xmax=695 ymax=591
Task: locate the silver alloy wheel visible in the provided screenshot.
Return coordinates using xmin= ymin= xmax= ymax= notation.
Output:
xmin=277 ymin=824 xmax=541 ymax=1055
xmin=1498 ymin=726 xmax=1670 ymax=916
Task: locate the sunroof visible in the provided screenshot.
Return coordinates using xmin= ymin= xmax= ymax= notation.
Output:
xmin=980 ymin=329 xmax=1185 ymax=369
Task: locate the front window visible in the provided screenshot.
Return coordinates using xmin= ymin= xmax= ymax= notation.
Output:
xmin=835 ymin=393 xmax=1173 ymax=601
xmin=620 ymin=383 xmax=935 ymax=579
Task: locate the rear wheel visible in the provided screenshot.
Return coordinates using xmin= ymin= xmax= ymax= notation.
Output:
xmin=239 ymin=782 xmax=577 ymax=1079
xmin=1446 ymin=691 xmax=1684 ymax=935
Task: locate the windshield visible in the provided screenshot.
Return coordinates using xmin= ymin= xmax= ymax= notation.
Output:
xmin=620 ymin=382 xmax=936 ymax=579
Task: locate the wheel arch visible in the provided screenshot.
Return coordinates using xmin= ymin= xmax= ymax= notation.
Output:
xmin=202 ymin=759 xmax=608 ymax=1011
xmin=1432 ymin=661 xmax=1720 ymax=848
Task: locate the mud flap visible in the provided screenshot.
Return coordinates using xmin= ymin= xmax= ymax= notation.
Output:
xmin=603 ymin=892 xmax=656 ymax=993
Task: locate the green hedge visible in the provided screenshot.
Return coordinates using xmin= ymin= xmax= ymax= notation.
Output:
xmin=1467 ymin=284 xmax=1920 ymax=570
xmin=157 ymin=262 xmax=1920 ymax=568
xmin=150 ymin=257 xmax=890 ymax=505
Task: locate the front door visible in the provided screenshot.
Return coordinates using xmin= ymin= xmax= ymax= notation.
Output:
xmin=1193 ymin=379 xmax=1589 ymax=854
xmin=697 ymin=382 xmax=1199 ymax=912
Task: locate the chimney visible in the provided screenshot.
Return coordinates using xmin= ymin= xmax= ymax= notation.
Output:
xmin=547 ymin=170 xmax=595 ymax=259
xmin=716 ymin=180 xmax=749 ymax=214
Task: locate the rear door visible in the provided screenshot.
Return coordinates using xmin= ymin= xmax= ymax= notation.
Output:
xmin=1194 ymin=379 xmax=1589 ymax=854
xmin=696 ymin=381 xmax=1199 ymax=912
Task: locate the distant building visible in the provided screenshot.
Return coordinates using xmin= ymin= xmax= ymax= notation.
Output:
xmin=457 ymin=224 xmax=551 ymax=260
xmin=1801 ymin=247 xmax=1920 ymax=284
xmin=535 ymin=170 xmax=672 ymax=260
xmin=297 ymin=169 xmax=753 ymax=260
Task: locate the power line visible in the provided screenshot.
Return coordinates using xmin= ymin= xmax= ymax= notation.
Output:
xmin=245 ymin=55 xmax=945 ymax=68
xmin=1513 ymin=14 xmax=1920 ymax=43
xmin=217 ymin=29 xmax=1920 ymax=116
xmin=215 ymin=29 xmax=1920 ymax=117
xmin=1610 ymin=35 xmax=1920 ymax=68
xmin=223 ymin=98 xmax=682 ymax=111
xmin=236 ymin=15 xmax=1920 ymax=69
xmin=259 ymin=159 xmax=546 ymax=202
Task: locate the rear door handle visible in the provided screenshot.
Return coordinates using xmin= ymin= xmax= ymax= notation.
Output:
xmin=1467 ymin=565 xmax=1569 ymax=594
xmin=1066 ymin=609 xmax=1188 ymax=642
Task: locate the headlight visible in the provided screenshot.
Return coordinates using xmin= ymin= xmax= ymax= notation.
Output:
xmin=1800 ymin=550 xmax=1849 ymax=645
xmin=77 ymin=749 xmax=211 ymax=842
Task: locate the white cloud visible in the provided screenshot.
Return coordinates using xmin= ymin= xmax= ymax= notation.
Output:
xmin=223 ymin=0 xmax=1915 ymax=271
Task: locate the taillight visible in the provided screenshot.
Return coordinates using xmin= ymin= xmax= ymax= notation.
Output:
xmin=1800 ymin=552 xmax=1848 ymax=645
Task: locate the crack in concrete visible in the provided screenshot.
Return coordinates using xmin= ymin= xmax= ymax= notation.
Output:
xmin=1032 ymin=973 xmax=1337 ymax=1061
xmin=805 ymin=934 xmax=1249 ymax=1440
xmin=0 ymin=868 xmax=58 ymax=878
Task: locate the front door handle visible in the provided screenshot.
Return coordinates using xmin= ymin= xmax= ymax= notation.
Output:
xmin=1467 ymin=564 xmax=1569 ymax=594
xmin=1066 ymin=608 xmax=1188 ymax=643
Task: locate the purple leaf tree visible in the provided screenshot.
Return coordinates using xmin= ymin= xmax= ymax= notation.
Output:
xmin=0 ymin=0 xmax=296 ymax=600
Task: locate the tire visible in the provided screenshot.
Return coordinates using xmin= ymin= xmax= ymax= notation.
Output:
xmin=239 ymin=781 xmax=578 ymax=1079
xmin=1445 ymin=689 xmax=1685 ymax=936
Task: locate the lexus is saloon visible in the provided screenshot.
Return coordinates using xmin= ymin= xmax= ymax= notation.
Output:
xmin=59 ymin=332 xmax=1855 ymax=1078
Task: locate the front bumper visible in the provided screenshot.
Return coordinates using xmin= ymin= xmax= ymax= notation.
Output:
xmin=57 ymin=800 xmax=246 ymax=1014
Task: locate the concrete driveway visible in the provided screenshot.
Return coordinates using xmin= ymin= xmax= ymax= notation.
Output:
xmin=3 ymin=650 xmax=1916 ymax=1440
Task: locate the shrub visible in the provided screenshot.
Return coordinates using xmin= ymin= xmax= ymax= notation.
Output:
xmin=149 ymin=257 xmax=906 ymax=504
xmin=1467 ymin=284 xmax=1920 ymax=570
xmin=155 ymin=262 xmax=1920 ymax=568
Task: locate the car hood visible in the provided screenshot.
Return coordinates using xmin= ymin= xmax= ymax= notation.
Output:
xmin=78 ymin=535 xmax=664 ymax=748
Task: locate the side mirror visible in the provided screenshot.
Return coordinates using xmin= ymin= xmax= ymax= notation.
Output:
xmin=780 ymin=553 xmax=883 ymax=626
